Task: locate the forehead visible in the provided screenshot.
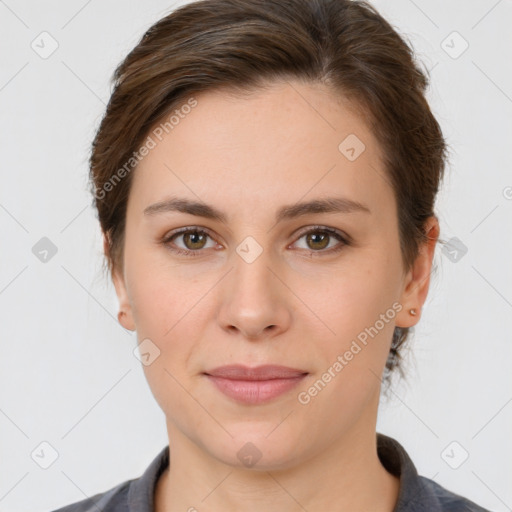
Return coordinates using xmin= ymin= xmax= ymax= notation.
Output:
xmin=129 ymin=80 xmax=393 ymax=220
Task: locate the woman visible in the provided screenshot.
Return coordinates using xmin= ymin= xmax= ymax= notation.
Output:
xmin=53 ymin=0 xmax=491 ymax=510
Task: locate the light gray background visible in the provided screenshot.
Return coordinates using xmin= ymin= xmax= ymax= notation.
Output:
xmin=1 ymin=1 xmax=511 ymax=511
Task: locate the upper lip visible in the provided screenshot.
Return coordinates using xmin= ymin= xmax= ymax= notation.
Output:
xmin=204 ymin=365 xmax=308 ymax=381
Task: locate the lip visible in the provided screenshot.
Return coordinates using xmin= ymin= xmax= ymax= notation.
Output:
xmin=205 ymin=364 xmax=307 ymax=380
xmin=204 ymin=365 xmax=308 ymax=405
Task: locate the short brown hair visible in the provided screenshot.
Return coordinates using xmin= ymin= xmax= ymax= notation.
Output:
xmin=89 ymin=0 xmax=448 ymax=389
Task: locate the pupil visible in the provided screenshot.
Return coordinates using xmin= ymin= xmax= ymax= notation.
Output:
xmin=308 ymin=232 xmax=328 ymax=249
xmin=186 ymin=232 xmax=205 ymax=248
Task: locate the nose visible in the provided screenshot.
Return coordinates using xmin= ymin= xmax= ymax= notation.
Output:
xmin=216 ymin=247 xmax=292 ymax=341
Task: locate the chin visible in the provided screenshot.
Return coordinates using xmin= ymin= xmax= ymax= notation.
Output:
xmin=202 ymin=425 xmax=305 ymax=471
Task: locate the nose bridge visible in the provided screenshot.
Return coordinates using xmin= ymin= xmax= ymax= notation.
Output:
xmin=231 ymin=234 xmax=278 ymax=305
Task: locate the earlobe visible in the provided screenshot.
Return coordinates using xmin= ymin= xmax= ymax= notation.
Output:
xmin=112 ymin=269 xmax=136 ymax=331
xmin=395 ymin=217 xmax=440 ymax=328
xmin=117 ymin=309 xmax=135 ymax=331
xmin=103 ymin=232 xmax=136 ymax=331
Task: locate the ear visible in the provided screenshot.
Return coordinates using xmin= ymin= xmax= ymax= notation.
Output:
xmin=395 ymin=216 xmax=440 ymax=328
xmin=103 ymin=232 xmax=136 ymax=331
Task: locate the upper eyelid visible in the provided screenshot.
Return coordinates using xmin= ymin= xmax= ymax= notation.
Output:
xmin=165 ymin=225 xmax=349 ymax=246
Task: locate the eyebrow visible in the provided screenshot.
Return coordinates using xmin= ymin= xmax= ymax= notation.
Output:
xmin=143 ymin=196 xmax=371 ymax=223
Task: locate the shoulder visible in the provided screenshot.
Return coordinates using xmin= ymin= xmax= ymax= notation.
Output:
xmin=50 ymin=480 xmax=131 ymax=512
xmin=418 ymin=476 xmax=493 ymax=512
xmin=376 ymin=433 xmax=492 ymax=512
xmin=50 ymin=445 xmax=169 ymax=512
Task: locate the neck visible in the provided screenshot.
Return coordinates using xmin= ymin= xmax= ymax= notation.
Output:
xmin=155 ymin=398 xmax=399 ymax=512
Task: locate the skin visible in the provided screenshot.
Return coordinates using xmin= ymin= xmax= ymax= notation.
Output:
xmin=109 ymin=80 xmax=439 ymax=512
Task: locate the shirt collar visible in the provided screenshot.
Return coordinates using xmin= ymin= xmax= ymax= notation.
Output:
xmin=128 ymin=444 xmax=169 ymax=512
xmin=127 ymin=433 xmax=442 ymax=512
xmin=377 ymin=432 xmax=442 ymax=511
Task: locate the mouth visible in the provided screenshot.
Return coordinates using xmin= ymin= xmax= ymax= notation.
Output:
xmin=203 ymin=364 xmax=308 ymax=405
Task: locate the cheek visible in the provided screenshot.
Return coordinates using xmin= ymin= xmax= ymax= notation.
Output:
xmin=295 ymin=264 xmax=400 ymax=436
xmin=126 ymin=242 xmax=200 ymax=333
xmin=303 ymin=252 xmax=402 ymax=376
xmin=126 ymin=250 xmax=215 ymax=369
xmin=317 ymin=258 xmax=400 ymax=330
xmin=129 ymin=269 xmax=205 ymax=418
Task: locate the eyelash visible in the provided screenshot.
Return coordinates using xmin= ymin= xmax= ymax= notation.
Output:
xmin=161 ymin=225 xmax=350 ymax=258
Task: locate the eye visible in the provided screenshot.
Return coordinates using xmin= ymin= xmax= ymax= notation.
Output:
xmin=291 ymin=226 xmax=349 ymax=255
xmin=162 ymin=227 xmax=218 ymax=257
xmin=161 ymin=225 xmax=350 ymax=257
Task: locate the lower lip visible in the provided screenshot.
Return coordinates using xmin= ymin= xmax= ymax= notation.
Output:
xmin=205 ymin=374 xmax=307 ymax=405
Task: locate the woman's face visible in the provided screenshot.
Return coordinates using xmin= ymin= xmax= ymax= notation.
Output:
xmin=112 ymin=80 xmax=436 ymax=469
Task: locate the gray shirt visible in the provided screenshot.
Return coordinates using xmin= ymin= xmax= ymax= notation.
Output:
xmin=51 ymin=433 xmax=492 ymax=511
